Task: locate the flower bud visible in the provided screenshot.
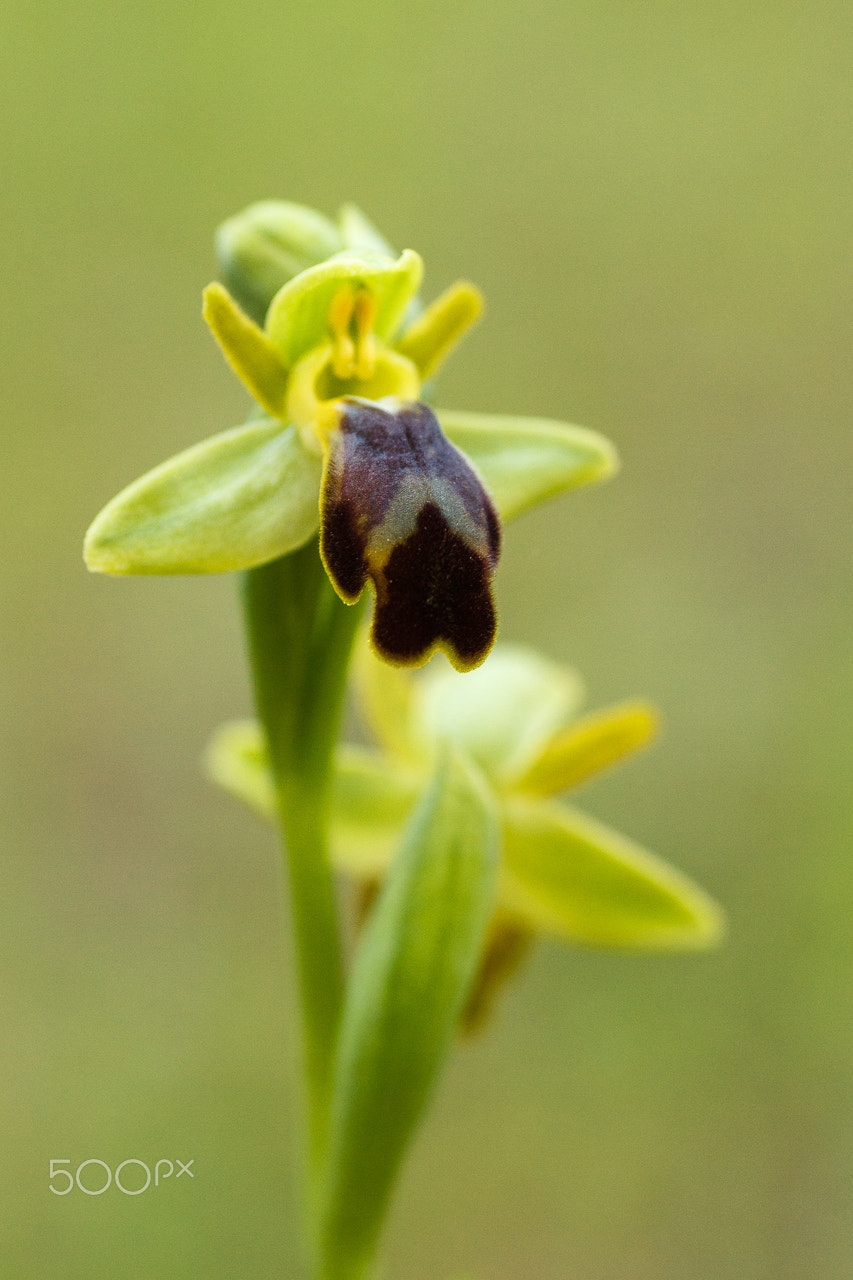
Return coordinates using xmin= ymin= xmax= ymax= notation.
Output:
xmin=215 ymin=200 xmax=342 ymax=324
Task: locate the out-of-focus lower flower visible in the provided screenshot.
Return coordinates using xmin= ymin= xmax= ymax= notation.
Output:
xmin=207 ymin=641 xmax=724 ymax=1026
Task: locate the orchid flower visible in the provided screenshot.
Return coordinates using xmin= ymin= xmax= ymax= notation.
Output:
xmin=84 ymin=202 xmax=615 ymax=670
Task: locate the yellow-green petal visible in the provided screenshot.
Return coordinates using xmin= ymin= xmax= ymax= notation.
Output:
xmin=437 ymin=410 xmax=618 ymax=521
xmin=265 ymin=251 xmax=424 ymax=368
xmin=337 ymin=206 xmax=424 ymax=330
xmin=395 ymin=281 xmax=484 ymax=378
xmin=203 ymin=283 xmax=290 ymax=414
xmin=415 ymin=644 xmax=585 ymax=785
xmin=501 ymin=797 xmax=724 ymax=950
xmin=205 ymin=720 xmax=421 ymax=877
xmin=84 ymin=419 xmax=321 ymax=575
xmin=514 ymin=700 xmax=659 ymax=795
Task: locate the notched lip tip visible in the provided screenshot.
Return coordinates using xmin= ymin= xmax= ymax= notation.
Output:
xmin=368 ymin=630 xmax=494 ymax=675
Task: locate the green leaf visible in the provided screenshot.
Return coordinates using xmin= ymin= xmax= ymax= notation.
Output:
xmin=205 ymin=721 xmax=422 ymax=878
xmin=415 ymin=643 xmax=584 ymax=784
xmin=265 ymin=251 xmax=424 ymax=368
xmin=437 ymin=410 xmax=618 ymax=520
xmin=515 ymin=700 xmax=659 ymax=795
xmin=84 ymin=419 xmax=321 ymax=575
xmin=501 ymin=797 xmax=724 ymax=950
xmin=319 ymin=752 xmax=499 ymax=1280
xmin=216 ymin=199 xmax=343 ymax=325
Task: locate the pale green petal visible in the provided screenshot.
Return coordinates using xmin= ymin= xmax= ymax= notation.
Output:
xmin=437 ymin=410 xmax=618 ymax=520
xmin=501 ymin=797 xmax=724 ymax=950
xmin=205 ymin=720 xmax=422 ymax=878
xmin=265 ymin=251 xmax=424 ymax=368
xmin=84 ymin=419 xmax=321 ymax=575
xmin=515 ymin=700 xmax=659 ymax=795
xmin=319 ymin=752 xmax=499 ymax=1279
xmin=415 ymin=644 xmax=585 ymax=785
xmin=396 ymin=281 xmax=483 ymax=378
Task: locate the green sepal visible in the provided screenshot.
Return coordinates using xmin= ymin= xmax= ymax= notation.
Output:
xmin=319 ymin=752 xmax=499 ymax=1280
xmin=84 ymin=419 xmax=321 ymax=575
xmin=436 ymin=410 xmax=618 ymax=520
xmin=501 ymin=797 xmax=724 ymax=950
xmin=265 ymin=251 xmax=424 ymax=369
xmin=515 ymin=700 xmax=659 ymax=795
xmin=415 ymin=643 xmax=584 ymax=785
xmin=216 ymin=200 xmax=343 ymax=325
xmin=338 ymin=203 xmax=396 ymax=257
xmin=205 ymin=720 xmax=419 ymax=878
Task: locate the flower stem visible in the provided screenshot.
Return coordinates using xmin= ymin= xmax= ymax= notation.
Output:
xmin=241 ymin=540 xmax=363 ymax=1231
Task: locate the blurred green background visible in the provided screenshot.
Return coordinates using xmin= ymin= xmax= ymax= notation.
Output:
xmin=2 ymin=0 xmax=851 ymax=1276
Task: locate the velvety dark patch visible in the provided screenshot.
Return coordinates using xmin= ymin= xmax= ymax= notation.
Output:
xmin=321 ymin=498 xmax=367 ymax=601
xmin=318 ymin=398 xmax=501 ymax=668
xmin=334 ymin=400 xmax=500 ymax=546
xmin=371 ymin=503 xmax=497 ymax=670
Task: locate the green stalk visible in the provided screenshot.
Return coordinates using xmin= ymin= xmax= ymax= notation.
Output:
xmin=241 ymin=539 xmax=363 ymax=1228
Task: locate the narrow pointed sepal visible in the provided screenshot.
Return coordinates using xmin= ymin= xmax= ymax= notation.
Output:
xmin=202 ymin=283 xmax=290 ymax=415
xmin=319 ymin=399 xmax=501 ymax=672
